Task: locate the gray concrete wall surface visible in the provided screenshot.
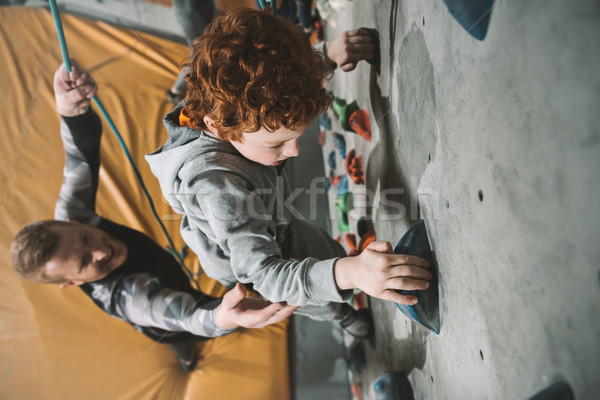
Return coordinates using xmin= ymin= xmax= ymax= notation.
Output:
xmin=287 ymin=119 xmax=353 ymax=400
xmin=322 ymin=0 xmax=600 ymax=399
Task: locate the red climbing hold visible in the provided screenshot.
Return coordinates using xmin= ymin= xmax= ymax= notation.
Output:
xmin=349 ymin=109 xmax=372 ymax=142
xmin=357 ymin=228 xmax=376 ymax=253
xmin=345 ymin=233 xmax=358 ymax=256
xmin=353 ymin=291 xmax=368 ymax=310
xmin=318 ymin=130 xmax=326 ymax=146
xmin=330 ymin=173 xmax=344 ymax=187
xmin=345 ymin=149 xmax=365 ymax=184
xmin=351 ymin=382 xmax=364 ymax=400
xmin=345 ymin=229 xmax=375 ymax=256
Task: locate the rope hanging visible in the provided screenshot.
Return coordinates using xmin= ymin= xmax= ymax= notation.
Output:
xmin=47 ymin=0 xmax=199 ymax=288
xmin=257 ymin=0 xmax=299 ymax=20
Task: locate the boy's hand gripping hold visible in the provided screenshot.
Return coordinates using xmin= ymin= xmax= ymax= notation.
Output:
xmin=334 ymin=241 xmax=432 ymax=304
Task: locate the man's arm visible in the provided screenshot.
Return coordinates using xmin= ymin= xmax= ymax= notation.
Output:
xmin=114 ymin=274 xmax=296 ymax=335
xmin=319 ymin=29 xmax=376 ymax=72
xmin=53 ymin=61 xmax=100 ymax=223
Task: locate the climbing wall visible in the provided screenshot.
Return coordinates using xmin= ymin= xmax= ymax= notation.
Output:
xmin=319 ymin=0 xmax=600 ymax=398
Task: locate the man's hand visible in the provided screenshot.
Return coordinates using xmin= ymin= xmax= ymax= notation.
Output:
xmin=324 ymin=29 xmax=375 ymax=72
xmin=54 ymin=60 xmax=97 ymax=117
xmin=213 ymin=283 xmax=298 ymax=330
xmin=334 ymin=241 xmax=432 ymax=304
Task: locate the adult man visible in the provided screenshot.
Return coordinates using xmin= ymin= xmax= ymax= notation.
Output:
xmin=10 ymin=61 xmax=296 ymax=371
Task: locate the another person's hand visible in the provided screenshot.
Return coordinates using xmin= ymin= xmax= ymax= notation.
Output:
xmin=54 ymin=60 xmax=97 ymax=117
xmin=213 ymin=283 xmax=298 ymax=330
xmin=334 ymin=241 xmax=432 ymax=304
xmin=324 ymin=29 xmax=375 ymax=72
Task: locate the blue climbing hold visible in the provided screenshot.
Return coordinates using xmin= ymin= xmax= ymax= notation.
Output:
xmin=442 ymin=0 xmax=494 ymax=41
xmin=336 ymin=174 xmax=349 ymax=198
xmin=373 ymin=371 xmax=414 ymax=400
xmin=319 ymin=113 xmax=332 ymax=131
xmin=394 ymin=220 xmax=441 ymax=334
xmin=323 ymin=176 xmax=332 ymax=192
xmin=528 ymin=382 xmax=574 ymax=400
xmin=327 ymin=150 xmax=336 ymax=170
xmin=333 ymin=133 xmax=347 ymax=159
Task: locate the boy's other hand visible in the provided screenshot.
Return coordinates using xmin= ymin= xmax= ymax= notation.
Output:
xmin=324 ymin=29 xmax=375 ymax=72
xmin=334 ymin=241 xmax=432 ymax=304
xmin=214 ymin=282 xmax=298 ymax=330
xmin=54 ymin=60 xmax=97 ymax=117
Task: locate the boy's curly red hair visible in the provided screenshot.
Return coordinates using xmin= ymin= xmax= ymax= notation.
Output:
xmin=184 ymin=7 xmax=333 ymax=142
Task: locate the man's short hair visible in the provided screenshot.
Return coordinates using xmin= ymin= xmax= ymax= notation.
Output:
xmin=184 ymin=7 xmax=333 ymax=142
xmin=10 ymin=220 xmax=71 ymax=282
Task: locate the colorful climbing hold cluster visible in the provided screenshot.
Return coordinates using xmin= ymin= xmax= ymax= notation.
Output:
xmin=317 ymin=92 xmax=376 ymax=265
xmin=332 ymin=97 xmax=372 ymax=142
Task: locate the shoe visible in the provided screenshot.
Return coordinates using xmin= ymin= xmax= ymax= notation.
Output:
xmin=178 ymin=352 xmax=198 ymax=372
xmin=337 ymin=306 xmax=374 ymax=339
xmin=166 ymin=89 xmax=185 ymax=106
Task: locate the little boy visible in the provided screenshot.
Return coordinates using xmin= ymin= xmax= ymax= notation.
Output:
xmin=147 ymin=8 xmax=432 ymax=335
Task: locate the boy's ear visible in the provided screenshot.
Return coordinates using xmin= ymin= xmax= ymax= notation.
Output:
xmin=203 ymin=116 xmax=221 ymax=138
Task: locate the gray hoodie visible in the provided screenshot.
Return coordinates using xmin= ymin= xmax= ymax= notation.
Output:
xmin=146 ymin=104 xmax=349 ymax=306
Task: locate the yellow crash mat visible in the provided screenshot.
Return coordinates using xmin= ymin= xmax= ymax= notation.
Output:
xmin=0 ymin=6 xmax=289 ymax=400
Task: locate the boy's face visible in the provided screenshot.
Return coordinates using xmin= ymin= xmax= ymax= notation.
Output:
xmin=229 ymin=125 xmax=305 ymax=166
xmin=42 ymin=223 xmax=128 ymax=287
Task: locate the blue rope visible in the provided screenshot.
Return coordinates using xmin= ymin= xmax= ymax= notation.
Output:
xmin=47 ymin=0 xmax=199 ymax=286
xmin=257 ymin=0 xmax=299 ymax=20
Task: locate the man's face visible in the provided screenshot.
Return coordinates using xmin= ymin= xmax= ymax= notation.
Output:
xmin=229 ymin=125 xmax=306 ymax=166
xmin=43 ymin=223 xmax=128 ymax=287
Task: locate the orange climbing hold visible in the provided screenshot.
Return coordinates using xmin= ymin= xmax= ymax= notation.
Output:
xmin=349 ymin=109 xmax=372 ymax=142
xmin=351 ymin=381 xmax=364 ymax=400
xmin=353 ymin=291 xmax=368 ymax=310
xmin=345 ymin=233 xmax=358 ymax=255
xmin=345 ymin=229 xmax=376 ymax=256
xmin=357 ymin=228 xmax=375 ymax=252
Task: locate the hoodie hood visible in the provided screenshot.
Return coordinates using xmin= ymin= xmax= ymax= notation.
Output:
xmin=145 ymin=104 xmax=241 ymax=213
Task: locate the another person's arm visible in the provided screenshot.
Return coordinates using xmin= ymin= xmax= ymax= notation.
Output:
xmin=114 ymin=274 xmax=297 ymax=335
xmin=321 ymin=29 xmax=376 ymax=72
xmin=53 ymin=61 xmax=101 ymax=223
